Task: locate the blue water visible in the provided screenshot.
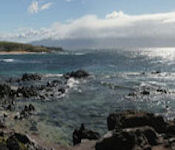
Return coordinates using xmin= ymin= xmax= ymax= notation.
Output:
xmin=1 ymin=48 xmax=175 ymax=145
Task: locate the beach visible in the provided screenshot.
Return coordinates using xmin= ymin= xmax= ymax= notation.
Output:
xmin=0 ymin=51 xmax=42 ymax=55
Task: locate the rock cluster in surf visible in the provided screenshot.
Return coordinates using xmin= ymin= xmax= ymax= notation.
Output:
xmin=0 ymin=70 xmax=90 ymax=150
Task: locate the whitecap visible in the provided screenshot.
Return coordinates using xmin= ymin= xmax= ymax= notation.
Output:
xmin=0 ymin=59 xmax=15 ymax=63
xmin=67 ymin=78 xmax=79 ymax=88
xmin=44 ymin=74 xmax=63 ymax=78
xmin=74 ymin=52 xmax=86 ymax=56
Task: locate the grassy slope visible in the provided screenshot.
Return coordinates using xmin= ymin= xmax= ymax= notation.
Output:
xmin=0 ymin=41 xmax=63 ymax=53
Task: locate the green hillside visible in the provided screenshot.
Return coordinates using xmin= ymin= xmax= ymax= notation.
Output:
xmin=0 ymin=41 xmax=63 ymax=53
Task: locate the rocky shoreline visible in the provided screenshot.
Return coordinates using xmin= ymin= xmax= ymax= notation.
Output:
xmin=72 ymin=110 xmax=175 ymax=150
xmin=0 ymin=70 xmax=175 ymax=150
xmin=0 ymin=70 xmax=91 ymax=150
xmin=1 ymin=109 xmax=175 ymax=150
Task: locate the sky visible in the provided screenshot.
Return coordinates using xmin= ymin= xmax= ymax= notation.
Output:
xmin=1 ymin=0 xmax=175 ymax=48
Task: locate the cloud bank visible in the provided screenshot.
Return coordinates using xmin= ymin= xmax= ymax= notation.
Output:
xmin=2 ymin=11 xmax=175 ymax=49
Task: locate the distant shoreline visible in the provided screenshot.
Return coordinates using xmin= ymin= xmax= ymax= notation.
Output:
xmin=0 ymin=51 xmax=47 ymax=55
xmin=0 ymin=41 xmax=63 ymax=54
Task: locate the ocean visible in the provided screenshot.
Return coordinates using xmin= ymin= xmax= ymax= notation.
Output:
xmin=0 ymin=48 xmax=175 ymax=145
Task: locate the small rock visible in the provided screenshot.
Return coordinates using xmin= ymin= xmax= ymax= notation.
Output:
xmin=58 ymin=88 xmax=66 ymax=94
xmin=28 ymin=104 xmax=35 ymax=111
xmin=128 ymin=92 xmax=137 ymax=97
xmin=64 ymin=70 xmax=89 ymax=79
xmin=21 ymin=73 xmax=42 ymax=81
xmin=152 ymin=71 xmax=161 ymax=74
xmin=157 ymin=89 xmax=167 ymax=94
xmin=73 ymin=124 xmax=100 ymax=145
xmin=141 ymin=90 xmax=150 ymax=95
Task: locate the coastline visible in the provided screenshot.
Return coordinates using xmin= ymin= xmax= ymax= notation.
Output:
xmin=0 ymin=51 xmax=44 ymax=55
xmin=0 ymin=70 xmax=175 ymax=150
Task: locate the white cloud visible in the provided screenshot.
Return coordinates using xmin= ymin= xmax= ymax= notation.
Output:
xmin=28 ymin=1 xmax=52 ymax=14
xmin=40 ymin=2 xmax=53 ymax=11
xmin=105 ymin=11 xmax=127 ymax=19
xmin=28 ymin=1 xmax=39 ymax=14
xmin=3 ymin=11 xmax=175 ymax=48
xmin=46 ymin=11 xmax=175 ymax=40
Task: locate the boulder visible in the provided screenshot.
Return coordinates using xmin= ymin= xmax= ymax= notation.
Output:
xmin=107 ymin=111 xmax=167 ymax=133
xmin=19 ymin=104 xmax=35 ymax=119
xmin=17 ymin=86 xmax=38 ymax=98
xmin=151 ymin=71 xmax=161 ymax=74
xmin=73 ymin=124 xmax=100 ymax=145
xmin=64 ymin=70 xmax=89 ymax=79
xmin=0 ymin=84 xmax=13 ymax=98
xmin=58 ymin=88 xmax=66 ymax=94
xmin=28 ymin=104 xmax=35 ymax=111
xmin=13 ymin=133 xmax=30 ymax=144
xmin=47 ymin=80 xmax=62 ymax=87
xmin=21 ymin=73 xmax=42 ymax=81
xmin=95 ymin=126 xmax=159 ymax=150
xmin=7 ymin=136 xmax=20 ymax=150
xmin=157 ymin=89 xmax=167 ymax=94
xmin=141 ymin=90 xmax=150 ymax=95
xmin=5 ymin=132 xmax=45 ymax=150
xmin=128 ymin=92 xmax=137 ymax=97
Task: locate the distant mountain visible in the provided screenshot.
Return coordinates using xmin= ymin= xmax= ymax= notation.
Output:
xmin=31 ymin=37 xmax=175 ymax=50
xmin=0 ymin=41 xmax=63 ymax=53
xmin=31 ymin=38 xmax=97 ymax=50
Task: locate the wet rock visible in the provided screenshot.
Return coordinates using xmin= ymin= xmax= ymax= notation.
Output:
xmin=6 ymin=104 xmax=15 ymax=111
xmin=3 ymin=114 xmax=7 ymax=118
xmin=39 ymin=95 xmax=46 ymax=100
xmin=29 ymin=104 xmax=35 ymax=111
xmin=58 ymin=88 xmax=66 ymax=94
xmin=21 ymin=73 xmax=42 ymax=81
xmin=0 ymin=84 xmax=13 ymax=98
xmin=107 ymin=110 xmax=167 ymax=133
xmin=64 ymin=70 xmax=89 ymax=79
xmin=17 ymin=86 xmax=38 ymax=98
xmin=73 ymin=129 xmax=81 ymax=145
xmin=38 ymin=85 xmax=46 ymax=91
xmin=157 ymin=89 xmax=167 ymax=94
xmin=152 ymin=71 xmax=161 ymax=74
xmin=14 ymin=115 xmax=19 ymax=120
xmin=47 ymin=80 xmax=62 ymax=87
xmin=141 ymin=90 xmax=150 ymax=95
xmin=73 ymin=124 xmax=100 ymax=145
xmin=128 ymin=92 xmax=137 ymax=97
xmin=19 ymin=104 xmax=35 ymax=119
